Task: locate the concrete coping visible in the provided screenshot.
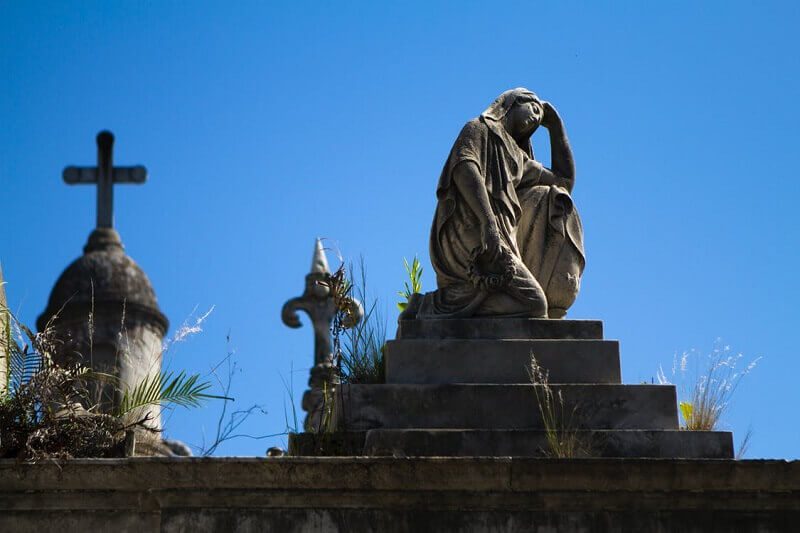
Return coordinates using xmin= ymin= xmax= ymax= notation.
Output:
xmin=0 ymin=457 xmax=797 ymax=493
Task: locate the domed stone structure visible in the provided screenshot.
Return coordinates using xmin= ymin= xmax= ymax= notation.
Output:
xmin=38 ymin=228 xmax=167 ymax=333
xmin=37 ymin=228 xmax=168 ymax=427
xmin=38 ymin=131 xmax=169 ymax=434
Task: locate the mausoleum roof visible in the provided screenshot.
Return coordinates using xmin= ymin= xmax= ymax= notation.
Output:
xmin=37 ymin=228 xmax=168 ymax=333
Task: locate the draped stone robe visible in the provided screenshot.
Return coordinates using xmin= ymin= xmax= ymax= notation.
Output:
xmin=418 ymin=116 xmax=585 ymax=319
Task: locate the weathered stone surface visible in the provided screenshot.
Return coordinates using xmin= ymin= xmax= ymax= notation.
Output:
xmin=290 ymin=429 xmax=733 ymax=458
xmin=338 ymin=384 xmax=679 ymax=430
xmin=0 ymin=458 xmax=797 ymax=532
xmin=385 ymin=339 xmax=621 ymax=384
xmin=361 ymin=429 xmax=733 ymax=458
xmin=36 ymin=228 xmax=167 ymax=433
xmin=299 ymin=316 xmax=732 ymax=459
xmin=37 ymin=228 xmax=167 ymax=334
xmin=397 ymin=317 xmax=603 ymax=340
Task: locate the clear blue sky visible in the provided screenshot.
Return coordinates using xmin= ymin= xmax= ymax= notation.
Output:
xmin=2 ymin=1 xmax=798 ymax=458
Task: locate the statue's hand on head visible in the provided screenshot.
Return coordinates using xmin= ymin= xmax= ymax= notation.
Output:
xmin=541 ymin=101 xmax=562 ymax=130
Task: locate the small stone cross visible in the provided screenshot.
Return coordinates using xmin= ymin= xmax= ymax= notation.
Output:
xmin=63 ymin=131 xmax=147 ymax=229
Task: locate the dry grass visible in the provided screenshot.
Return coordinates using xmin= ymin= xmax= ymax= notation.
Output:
xmin=0 ymin=311 xmax=130 ymax=459
xmin=657 ymin=340 xmax=759 ymax=431
xmin=527 ymin=355 xmax=590 ymax=458
xmin=0 ymin=305 xmax=221 ymax=460
xmin=326 ymin=259 xmax=386 ymax=385
xmin=339 ymin=259 xmax=386 ymax=384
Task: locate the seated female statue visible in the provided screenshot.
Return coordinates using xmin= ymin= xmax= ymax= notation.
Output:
xmin=413 ymin=88 xmax=585 ymax=319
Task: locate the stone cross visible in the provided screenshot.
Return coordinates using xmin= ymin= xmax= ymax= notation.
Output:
xmin=63 ymin=131 xmax=147 ymax=229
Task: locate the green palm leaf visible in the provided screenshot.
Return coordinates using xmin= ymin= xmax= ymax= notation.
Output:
xmin=116 ymin=370 xmax=229 ymax=417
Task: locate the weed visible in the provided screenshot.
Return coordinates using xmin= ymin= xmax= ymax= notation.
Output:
xmin=340 ymin=259 xmax=386 ymax=384
xmin=0 ymin=305 xmax=223 ymax=460
xmin=736 ymin=426 xmax=753 ymax=459
xmin=197 ymin=334 xmax=275 ymax=456
xmin=323 ymin=258 xmax=385 ymax=385
xmin=657 ymin=340 xmax=759 ymax=431
xmin=527 ymin=354 xmax=589 ymax=458
xmin=397 ymin=256 xmax=423 ymax=311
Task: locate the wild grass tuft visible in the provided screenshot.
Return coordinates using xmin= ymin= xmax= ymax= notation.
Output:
xmin=657 ymin=340 xmax=759 ymax=431
xmin=527 ymin=354 xmax=589 ymax=458
xmin=327 ymin=258 xmax=386 ymax=385
xmin=340 ymin=259 xmax=386 ymax=384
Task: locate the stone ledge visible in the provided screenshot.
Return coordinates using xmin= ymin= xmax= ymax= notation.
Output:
xmin=291 ymin=429 xmax=733 ymax=458
xmin=0 ymin=457 xmax=797 ymax=493
xmin=0 ymin=458 xmax=797 ymax=532
xmin=385 ymin=339 xmax=621 ymax=384
xmin=338 ymin=383 xmax=680 ymax=430
xmin=396 ymin=318 xmax=604 ymax=340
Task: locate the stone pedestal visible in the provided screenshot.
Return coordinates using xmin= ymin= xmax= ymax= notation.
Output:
xmin=289 ymin=319 xmax=733 ymax=458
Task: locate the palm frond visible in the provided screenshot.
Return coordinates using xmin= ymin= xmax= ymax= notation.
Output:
xmin=6 ymin=341 xmax=43 ymax=395
xmin=116 ymin=370 xmax=229 ymax=416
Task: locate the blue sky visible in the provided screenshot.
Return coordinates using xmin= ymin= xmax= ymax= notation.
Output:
xmin=2 ymin=1 xmax=798 ymax=458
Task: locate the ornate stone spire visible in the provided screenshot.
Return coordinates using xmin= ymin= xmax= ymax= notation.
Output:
xmin=282 ymin=239 xmax=337 ymax=371
xmin=282 ymin=239 xmax=363 ymax=431
xmin=310 ymin=238 xmax=330 ymax=274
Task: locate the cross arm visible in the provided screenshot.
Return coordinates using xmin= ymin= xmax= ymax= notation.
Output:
xmin=63 ymin=166 xmax=148 ymax=184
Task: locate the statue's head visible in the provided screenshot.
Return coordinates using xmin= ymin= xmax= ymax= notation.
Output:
xmin=482 ymin=88 xmax=543 ymax=138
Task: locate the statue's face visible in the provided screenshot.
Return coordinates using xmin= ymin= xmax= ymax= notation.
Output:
xmin=505 ymin=99 xmax=543 ymax=137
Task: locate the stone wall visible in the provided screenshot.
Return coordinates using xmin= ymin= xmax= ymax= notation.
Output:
xmin=0 ymin=457 xmax=797 ymax=532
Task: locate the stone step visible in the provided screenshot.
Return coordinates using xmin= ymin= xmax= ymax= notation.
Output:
xmin=338 ymin=384 xmax=679 ymax=431
xmin=396 ymin=318 xmax=603 ymax=340
xmin=289 ymin=429 xmax=733 ymax=459
xmin=385 ymin=339 xmax=621 ymax=384
xmin=363 ymin=430 xmax=733 ymax=459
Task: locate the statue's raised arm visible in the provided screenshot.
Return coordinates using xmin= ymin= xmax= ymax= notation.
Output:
xmin=536 ymin=101 xmax=576 ymax=192
xmin=410 ymin=88 xmax=585 ymax=320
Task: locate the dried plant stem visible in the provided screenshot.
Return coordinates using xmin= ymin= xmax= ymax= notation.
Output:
xmin=527 ymin=354 xmax=587 ymax=458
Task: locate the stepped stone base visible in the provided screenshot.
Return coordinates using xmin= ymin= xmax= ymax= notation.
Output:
xmin=290 ymin=429 xmax=733 ymax=458
xmin=295 ymin=317 xmax=733 ymax=459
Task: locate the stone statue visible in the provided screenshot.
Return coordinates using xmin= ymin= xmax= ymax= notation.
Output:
xmin=414 ymin=88 xmax=585 ymax=319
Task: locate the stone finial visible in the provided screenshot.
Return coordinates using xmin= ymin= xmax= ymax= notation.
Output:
xmin=310 ymin=238 xmax=330 ymax=274
xmin=282 ymin=239 xmax=364 ymax=431
xmin=281 ymin=239 xmax=337 ymax=370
